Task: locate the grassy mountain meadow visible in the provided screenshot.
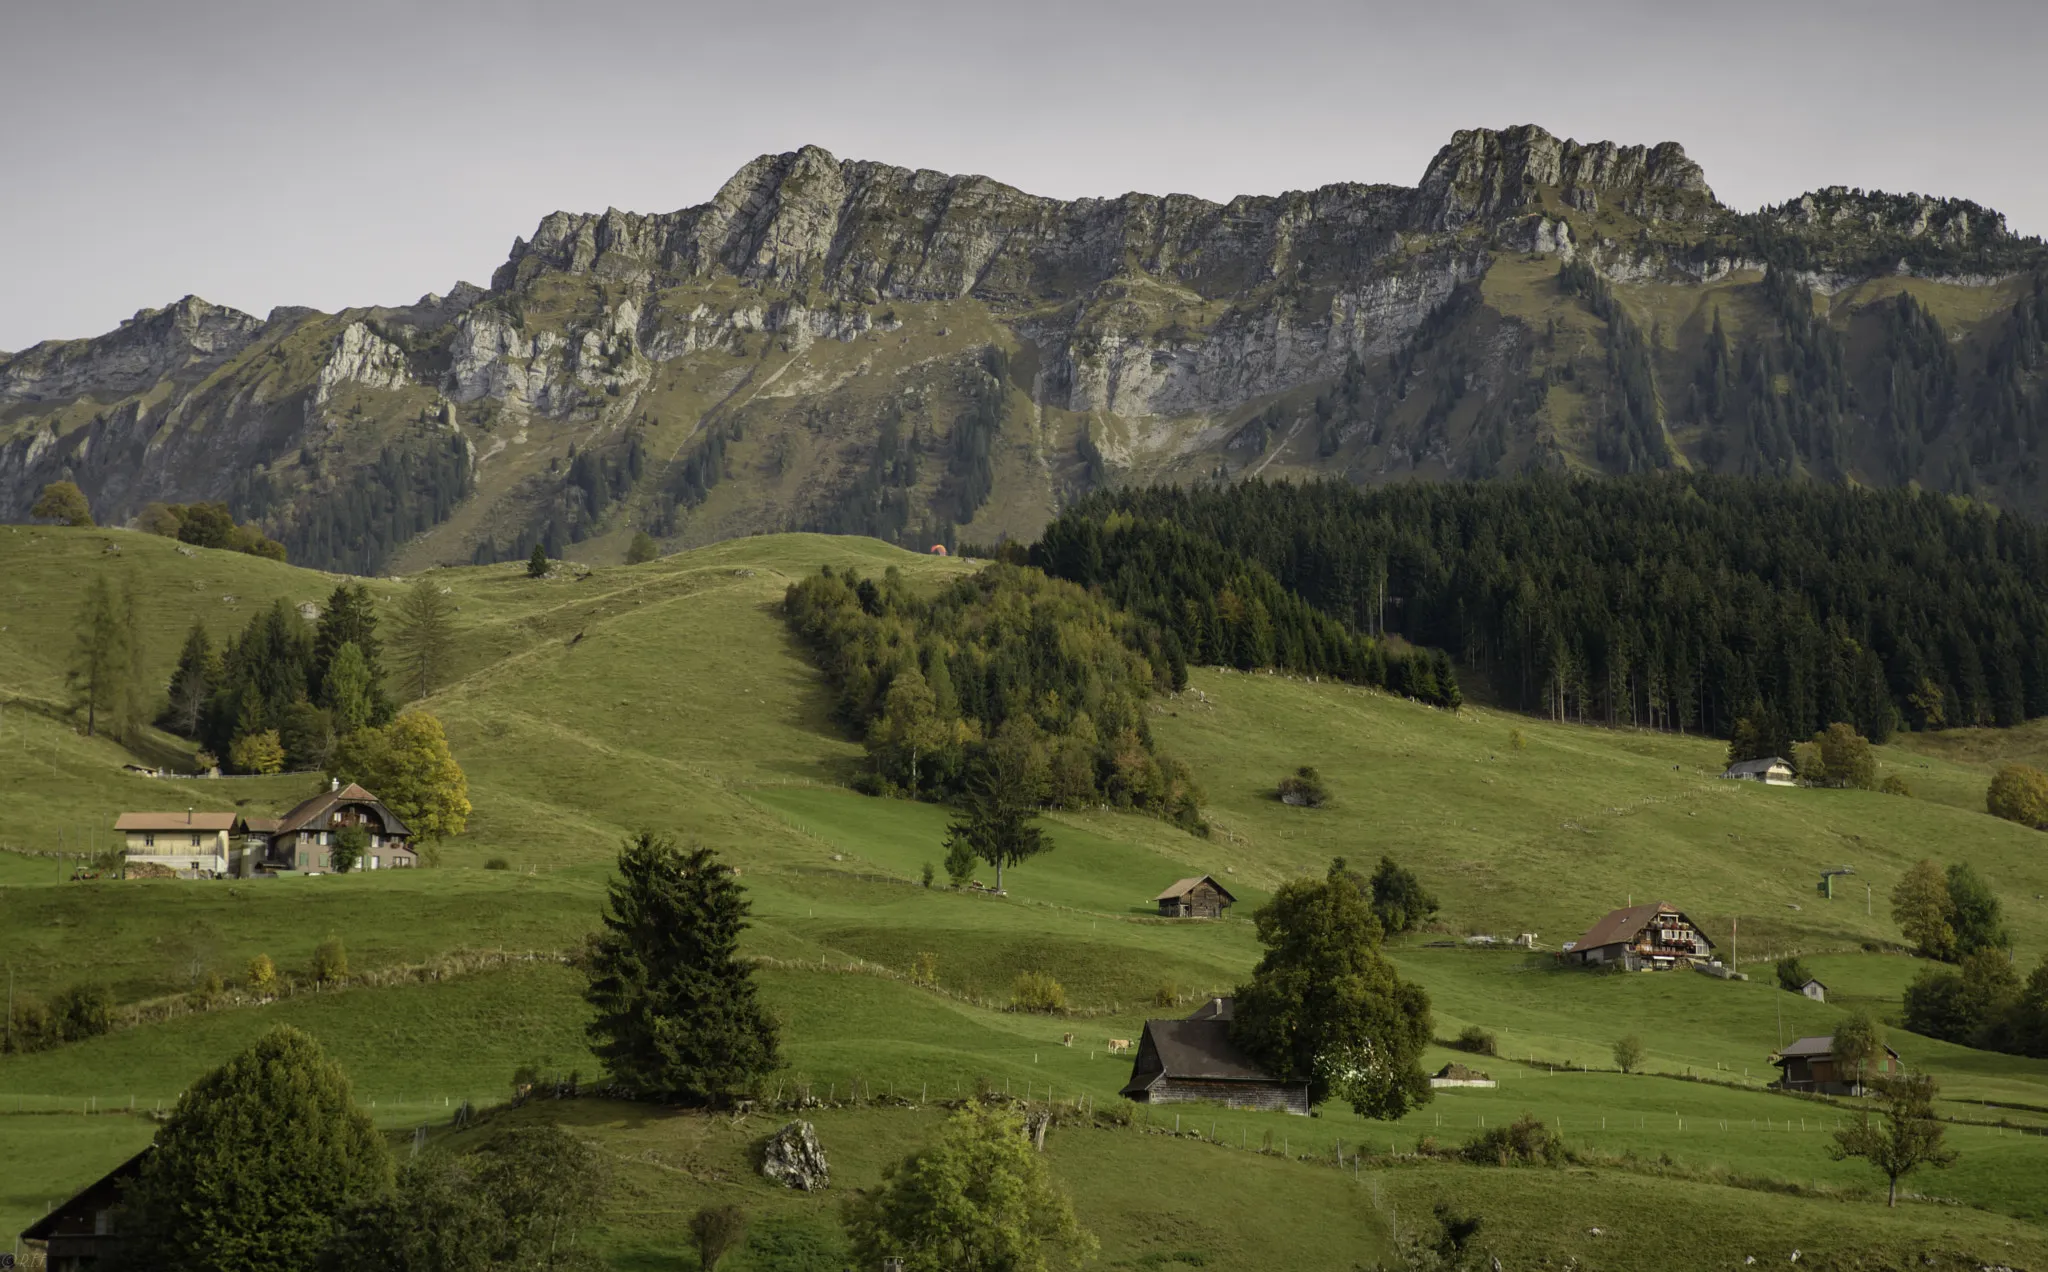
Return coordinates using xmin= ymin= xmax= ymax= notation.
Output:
xmin=5 ymin=125 xmax=2048 ymax=579
xmin=4 ymin=524 xmax=2048 ymax=1268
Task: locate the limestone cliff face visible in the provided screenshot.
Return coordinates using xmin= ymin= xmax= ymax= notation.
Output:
xmin=3 ymin=124 xmax=2044 ymax=575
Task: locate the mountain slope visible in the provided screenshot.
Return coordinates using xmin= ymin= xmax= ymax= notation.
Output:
xmin=4 ymin=125 xmax=2045 ymax=573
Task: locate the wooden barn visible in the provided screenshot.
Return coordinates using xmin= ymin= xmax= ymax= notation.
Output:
xmin=1564 ymin=901 xmax=1715 ymax=970
xmin=18 ymin=1149 xmax=146 ymax=1270
xmin=1120 ymin=997 xmax=1310 ymax=1115
xmin=1771 ymin=1035 xmax=1903 ymax=1095
xmin=1154 ymin=875 xmax=1236 ymax=919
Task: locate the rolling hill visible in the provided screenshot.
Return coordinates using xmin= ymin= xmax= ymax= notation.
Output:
xmin=4 ymin=526 xmax=2048 ymax=1268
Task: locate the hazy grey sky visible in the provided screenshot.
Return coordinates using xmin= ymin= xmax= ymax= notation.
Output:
xmin=5 ymin=0 xmax=2044 ymax=351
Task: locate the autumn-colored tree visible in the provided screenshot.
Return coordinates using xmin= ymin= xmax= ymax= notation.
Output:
xmin=31 ymin=480 xmax=93 ymax=526
xmin=330 ymin=711 xmax=470 ymax=845
xmin=1986 ymin=763 xmax=2048 ymax=829
xmin=1891 ymin=859 xmax=1955 ymax=961
xmin=229 ymin=728 xmax=286 ymax=775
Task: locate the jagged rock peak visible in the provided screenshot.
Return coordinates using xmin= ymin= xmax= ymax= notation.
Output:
xmin=1416 ymin=124 xmax=1719 ymax=230
xmin=1760 ymin=186 xmax=2017 ymax=247
xmin=2 ymin=294 xmax=266 ymax=403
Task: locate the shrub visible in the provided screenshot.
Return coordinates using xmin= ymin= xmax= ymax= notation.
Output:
xmin=1612 ymin=1034 xmax=1646 ymax=1074
xmin=1881 ymin=774 xmax=1911 ymax=797
xmin=626 ymin=531 xmax=660 ymax=566
xmin=1461 ymin=1113 xmax=1566 ymax=1166
xmin=527 ymin=544 xmax=550 ymax=578
xmin=1454 ymin=1025 xmax=1497 ymax=1056
xmin=229 ymin=728 xmax=286 ymax=775
xmin=53 ymin=983 xmax=114 ymax=1042
xmin=944 ymin=832 xmax=976 ymax=886
xmin=1775 ymin=956 xmax=1811 ymax=993
xmin=1010 ymin=971 xmax=1067 ymax=1014
xmin=484 ymin=857 xmax=511 ymax=871
xmin=1987 ymin=763 xmax=2048 ymax=828
xmin=313 ymin=936 xmax=349 ymax=985
xmin=690 ymin=1204 xmax=748 ymax=1272
xmin=1276 ymin=766 xmax=1329 ymax=807
xmin=920 ymin=861 xmax=935 ymax=888
xmin=910 ymin=952 xmax=938 ymax=987
xmin=1507 ymin=729 xmax=1526 ymax=752
xmin=331 ymin=825 xmax=368 ymax=874
xmin=247 ymin=954 xmax=277 ymax=992
xmin=1155 ymin=982 xmax=1180 ymax=1008
xmin=1368 ymin=855 xmax=1439 ymax=936
xmin=4 ymin=991 xmax=56 ymax=1053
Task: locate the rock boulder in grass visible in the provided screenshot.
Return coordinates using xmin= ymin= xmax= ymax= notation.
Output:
xmin=761 ymin=1120 xmax=829 ymax=1191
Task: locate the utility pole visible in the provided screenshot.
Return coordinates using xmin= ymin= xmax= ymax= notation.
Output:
xmin=1732 ymin=915 xmax=1738 ymax=973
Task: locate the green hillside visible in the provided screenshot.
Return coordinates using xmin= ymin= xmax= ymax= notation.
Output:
xmin=4 ymin=526 xmax=2047 ymax=1268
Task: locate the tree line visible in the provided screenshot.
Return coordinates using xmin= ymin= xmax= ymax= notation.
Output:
xmin=1020 ymin=512 xmax=1462 ymax=710
xmin=783 ymin=562 xmax=1206 ymax=830
xmin=1054 ymin=474 xmax=2048 ymax=741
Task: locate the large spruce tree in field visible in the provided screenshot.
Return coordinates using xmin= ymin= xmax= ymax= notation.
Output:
xmin=1231 ymin=858 xmax=1433 ymax=1118
xmin=120 ymin=1026 xmax=392 ymax=1272
xmin=583 ymin=833 xmax=780 ymax=1103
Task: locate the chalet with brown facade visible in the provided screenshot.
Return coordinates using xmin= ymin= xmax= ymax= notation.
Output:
xmin=1120 ymin=996 xmax=1310 ymax=1115
xmin=17 ymin=1150 xmax=146 ymax=1270
xmin=1564 ymin=901 xmax=1715 ymax=970
xmin=261 ymin=780 xmax=415 ymax=874
xmin=1771 ymin=1035 xmax=1903 ymax=1095
xmin=1155 ymin=875 xmax=1235 ymax=919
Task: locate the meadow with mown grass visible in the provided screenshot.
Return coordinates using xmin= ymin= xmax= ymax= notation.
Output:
xmin=4 ymin=524 xmax=2047 ymax=1268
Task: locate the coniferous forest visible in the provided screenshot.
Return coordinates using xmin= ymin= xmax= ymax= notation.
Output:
xmin=1046 ymin=475 xmax=2048 ymax=745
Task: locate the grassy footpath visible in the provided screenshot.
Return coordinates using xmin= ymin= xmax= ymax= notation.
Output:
xmin=5 ymin=528 xmax=2048 ymax=1265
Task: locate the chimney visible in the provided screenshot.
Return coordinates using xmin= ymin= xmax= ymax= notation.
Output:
xmin=187 ymin=807 xmax=193 ymax=824
xmin=330 ymin=777 xmax=339 ymax=793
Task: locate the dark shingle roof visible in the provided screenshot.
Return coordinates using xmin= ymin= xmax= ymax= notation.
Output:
xmin=1122 ymin=1019 xmax=1273 ymax=1093
xmin=275 ymin=784 xmax=410 ymax=837
xmin=1154 ymin=875 xmax=1237 ymax=903
xmin=1570 ymin=902 xmax=1713 ymax=953
xmin=1773 ymin=1035 xmax=1902 ymax=1062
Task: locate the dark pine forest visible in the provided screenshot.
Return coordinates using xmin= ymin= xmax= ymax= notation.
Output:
xmin=1043 ymin=475 xmax=2048 ymax=749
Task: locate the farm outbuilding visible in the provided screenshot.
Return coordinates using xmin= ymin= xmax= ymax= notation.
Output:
xmin=1722 ymin=756 xmax=1795 ymax=785
xmin=18 ymin=1148 xmax=147 ymax=1269
xmin=1429 ymin=1062 xmax=1497 ymax=1089
xmin=1120 ymin=997 xmax=1310 ymax=1115
xmin=1799 ymin=978 xmax=1828 ymax=1002
xmin=1155 ymin=875 xmax=1236 ymax=919
xmin=1771 ymin=1035 xmax=1902 ymax=1095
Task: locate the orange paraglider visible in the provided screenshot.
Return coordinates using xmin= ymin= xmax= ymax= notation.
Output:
xmin=929 ymin=544 xmax=948 ymax=555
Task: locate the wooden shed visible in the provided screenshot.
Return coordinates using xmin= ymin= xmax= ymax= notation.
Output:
xmin=1155 ymin=875 xmax=1236 ymax=919
xmin=1120 ymin=997 xmax=1309 ymax=1115
xmin=1771 ymin=1035 xmax=1903 ymax=1095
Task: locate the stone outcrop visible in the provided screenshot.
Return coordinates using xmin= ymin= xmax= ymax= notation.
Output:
xmin=0 ymin=296 xmax=264 ymax=404
xmin=760 ymin=1120 xmax=829 ymax=1190
xmin=1415 ymin=124 xmax=1718 ymax=229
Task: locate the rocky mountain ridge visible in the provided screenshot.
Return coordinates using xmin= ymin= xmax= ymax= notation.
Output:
xmin=4 ymin=123 xmax=2045 ymax=574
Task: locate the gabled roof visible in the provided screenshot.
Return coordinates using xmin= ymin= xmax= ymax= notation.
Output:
xmin=244 ymin=817 xmax=282 ymax=834
xmin=1571 ymin=901 xmax=1714 ymax=952
xmin=1725 ymin=756 xmax=1792 ymax=776
xmin=1773 ymin=1035 xmax=1901 ymax=1062
xmin=1800 ymin=978 xmax=1829 ymax=992
xmin=114 ymin=811 xmax=241 ymax=832
xmin=275 ymin=783 xmax=410 ymax=837
xmin=20 ymin=1150 xmax=149 ymax=1241
xmin=1154 ymin=875 xmax=1237 ymax=903
xmin=1124 ymin=1018 xmax=1274 ymax=1089
xmin=1186 ymin=996 xmax=1234 ymax=1022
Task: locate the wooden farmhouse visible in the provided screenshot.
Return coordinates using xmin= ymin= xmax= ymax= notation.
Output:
xmin=262 ymin=780 xmax=415 ymax=873
xmin=1771 ymin=1035 xmax=1903 ymax=1095
xmin=1722 ymin=756 xmax=1795 ymax=785
xmin=1154 ymin=875 xmax=1236 ymax=918
xmin=18 ymin=1149 xmax=146 ymax=1270
xmin=1564 ymin=901 xmax=1715 ymax=970
xmin=1120 ymin=997 xmax=1310 ymax=1115
xmin=113 ymin=780 xmax=414 ymax=879
xmin=1798 ymin=978 xmax=1829 ymax=1003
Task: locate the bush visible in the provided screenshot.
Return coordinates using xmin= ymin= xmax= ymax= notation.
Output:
xmin=626 ymin=531 xmax=659 ymax=566
xmin=690 ymin=1204 xmax=749 ymax=1272
xmin=313 ymin=936 xmax=349 ymax=985
xmin=1454 ymin=1025 xmax=1498 ymax=1056
xmin=1461 ymin=1113 xmax=1566 ymax=1166
xmin=4 ymin=991 xmax=56 ymax=1053
xmin=1775 ymin=956 xmax=1811 ymax=993
xmin=910 ymin=952 xmax=938 ymax=987
xmin=1881 ymin=774 xmax=1911 ymax=797
xmin=1507 ymin=729 xmax=1526 ymax=752
xmin=920 ymin=861 xmax=934 ymax=888
xmin=484 ymin=857 xmax=511 ymax=871
xmin=1612 ymin=1034 xmax=1646 ymax=1073
xmin=1987 ymin=763 xmax=2048 ymax=829
xmin=1367 ymin=855 xmax=1439 ymax=936
xmin=1155 ymin=982 xmax=1180 ymax=1008
xmin=53 ymin=983 xmax=113 ymax=1042
xmin=331 ymin=825 xmax=368 ymax=874
xmin=1277 ymin=766 xmax=1329 ymax=807
xmin=247 ymin=954 xmax=277 ymax=992
xmin=229 ymin=728 xmax=287 ymax=775
xmin=1010 ymin=971 xmax=1067 ymax=1014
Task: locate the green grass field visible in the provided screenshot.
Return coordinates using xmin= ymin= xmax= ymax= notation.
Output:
xmin=5 ymin=526 xmax=2048 ymax=1267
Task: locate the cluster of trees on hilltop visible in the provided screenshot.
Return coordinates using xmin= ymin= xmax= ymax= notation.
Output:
xmin=1055 ymin=475 xmax=2048 ymax=741
xmin=783 ymin=563 xmax=1204 ymax=829
xmin=1021 ymin=514 xmax=1461 ymax=710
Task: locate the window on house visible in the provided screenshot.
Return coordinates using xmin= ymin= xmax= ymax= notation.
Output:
xmin=143 ymin=833 xmax=155 ymax=848
xmin=191 ymin=833 xmax=202 ymax=847
xmin=370 ymin=856 xmax=380 ymax=870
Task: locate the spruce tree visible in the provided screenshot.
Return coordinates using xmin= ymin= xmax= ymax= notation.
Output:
xmin=583 ymin=833 xmax=780 ymax=1103
xmin=312 ymin=584 xmax=388 ymax=721
xmin=121 ymin=1026 xmax=392 ymax=1271
xmin=527 ymin=544 xmax=550 ymax=578
xmin=163 ymin=620 xmax=217 ymax=737
xmin=389 ymin=577 xmax=455 ymax=701
xmin=65 ymin=574 xmax=128 ymax=738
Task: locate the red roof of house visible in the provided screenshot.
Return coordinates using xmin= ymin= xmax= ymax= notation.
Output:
xmin=274 ymin=783 xmax=410 ymax=837
xmin=1570 ymin=901 xmax=1714 ymax=953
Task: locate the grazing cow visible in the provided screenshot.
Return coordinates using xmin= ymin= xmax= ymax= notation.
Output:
xmin=1062 ymin=1032 xmax=1074 ymax=1047
xmin=1106 ymin=1038 xmax=1132 ymax=1053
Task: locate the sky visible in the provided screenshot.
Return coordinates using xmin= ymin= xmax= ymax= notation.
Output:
xmin=4 ymin=0 xmax=2045 ymax=351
